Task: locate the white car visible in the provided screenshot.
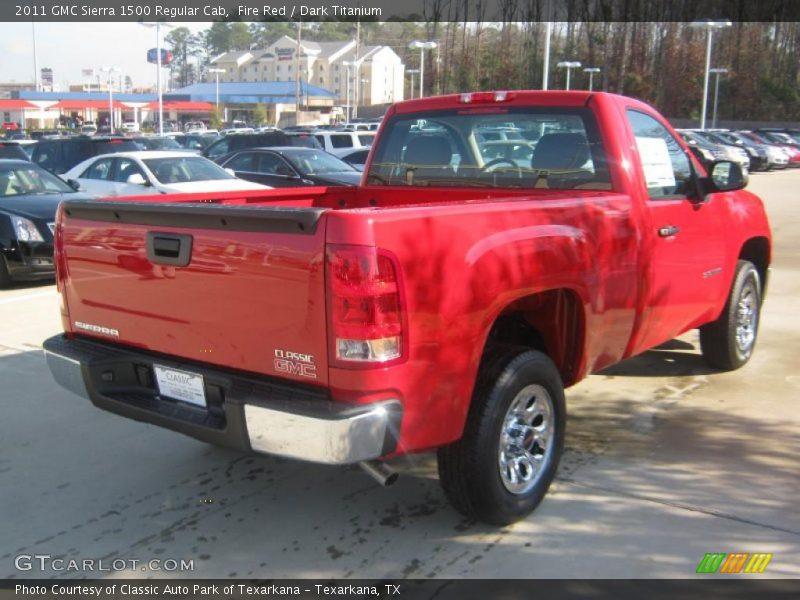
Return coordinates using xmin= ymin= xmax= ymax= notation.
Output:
xmin=122 ymin=121 xmax=140 ymax=133
xmin=63 ymin=151 xmax=271 ymax=197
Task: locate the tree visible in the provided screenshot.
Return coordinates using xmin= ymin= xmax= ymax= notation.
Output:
xmin=209 ymin=107 xmax=223 ymax=130
xmin=229 ymin=22 xmax=253 ymax=51
xmin=165 ymin=26 xmax=199 ymax=88
xmin=252 ymin=103 xmax=268 ymax=126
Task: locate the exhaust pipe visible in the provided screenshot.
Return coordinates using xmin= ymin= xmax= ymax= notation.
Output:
xmin=359 ymin=460 xmax=399 ymax=487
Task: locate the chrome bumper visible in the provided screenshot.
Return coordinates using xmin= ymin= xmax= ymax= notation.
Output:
xmin=43 ymin=335 xmax=401 ymax=466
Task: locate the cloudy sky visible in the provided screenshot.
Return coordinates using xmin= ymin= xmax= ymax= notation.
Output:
xmin=0 ymin=22 xmax=211 ymax=90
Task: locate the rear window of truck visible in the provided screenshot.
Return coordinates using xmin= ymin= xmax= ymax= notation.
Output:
xmin=366 ymin=107 xmax=611 ymax=190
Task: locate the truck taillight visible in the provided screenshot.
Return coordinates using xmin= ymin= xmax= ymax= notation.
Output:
xmin=459 ymin=91 xmax=514 ymax=103
xmin=54 ymin=204 xmax=70 ymax=323
xmin=326 ymin=244 xmax=406 ymax=366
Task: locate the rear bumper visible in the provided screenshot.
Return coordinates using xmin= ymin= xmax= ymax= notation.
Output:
xmin=43 ymin=334 xmax=401 ymax=465
xmin=2 ymin=241 xmax=55 ymax=280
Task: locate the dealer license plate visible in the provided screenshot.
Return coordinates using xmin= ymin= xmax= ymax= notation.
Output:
xmin=153 ymin=365 xmax=206 ymax=408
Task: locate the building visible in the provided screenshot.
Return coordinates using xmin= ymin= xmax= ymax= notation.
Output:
xmin=210 ymin=36 xmax=405 ymax=108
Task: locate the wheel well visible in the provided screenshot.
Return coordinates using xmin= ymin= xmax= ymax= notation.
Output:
xmin=739 ymin=237 xmax=770 ymax=289
xmin=484 ymin=289 xmax=585 ymax=386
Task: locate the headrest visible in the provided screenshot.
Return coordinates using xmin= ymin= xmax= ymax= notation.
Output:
xmin=531 ymin=133 xmax=590 ymax=171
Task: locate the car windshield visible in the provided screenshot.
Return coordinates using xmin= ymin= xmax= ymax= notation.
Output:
xmin=366 ymin=107 xmax=611 ymax=189
xmin=0 ymin=165 xmax=73 ymax=197
xmin=143 ymin=157 xmax=234 ymax=184
xmin=283 ymin=150 xmax=356 ymax=175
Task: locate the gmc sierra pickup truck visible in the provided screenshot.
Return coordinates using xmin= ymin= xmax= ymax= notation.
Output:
xmin=44 ymin=91 xmax=771 ymax=525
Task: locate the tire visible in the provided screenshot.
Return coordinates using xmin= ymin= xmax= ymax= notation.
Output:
xmin=437 ymin=348 xmax=566 ymax=525
xmin=0 ymin=256 xmax=12 ymax=288
xmin=700 ymin=260 xmax=762 ymax=371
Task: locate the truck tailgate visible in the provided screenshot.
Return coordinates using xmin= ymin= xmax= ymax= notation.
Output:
xmin=59 ymin=200 xmax=329 ymax=385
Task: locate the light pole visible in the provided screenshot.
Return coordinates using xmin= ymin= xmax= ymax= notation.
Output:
xmin=408 ymin=40 xmax=438 ymax=98
xmin=556 ymin=61 xmax=582 ymax=90
xmin=100 ymin=67 xmax=120 ymax=131
xmin=690 ymin=20 xmax=732 ymax=130
xmin=583 ymin=67 xmax=601 ymax=91
xmin=710 ymin=67 xmax=728 ymax=129
xmin=139 ymin=22 xmax=175 ymax=136
xmin=208 ymin=68 xmax=224 ymax=111
xmin=342 ymin=60 xmax=355 ymax=123
xmin=542 ymin=0 xmax=553 ymax=90
xmin=406 ymin=69 xmax=419 ymax=99
xmin=32 ymin=23 xmax=39 ymax=92
xmin=360 ymin=78 xmax=368 ymax=106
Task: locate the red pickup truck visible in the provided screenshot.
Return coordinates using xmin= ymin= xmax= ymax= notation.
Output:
xmin=44 ymin=91 xmax=771 ymax=525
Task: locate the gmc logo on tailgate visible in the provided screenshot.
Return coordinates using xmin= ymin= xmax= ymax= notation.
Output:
xmin=274 ymin=349 xmax=317 ymax=379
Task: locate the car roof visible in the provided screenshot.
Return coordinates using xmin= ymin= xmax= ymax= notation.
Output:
xmin=87 ymin=150 xmax=206 ymax=160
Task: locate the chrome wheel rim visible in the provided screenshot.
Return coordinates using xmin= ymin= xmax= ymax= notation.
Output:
xmin=735 ymin=280 xmax=758 ymax=354
xmin=498 ymin=384 xmax=555 ymax=495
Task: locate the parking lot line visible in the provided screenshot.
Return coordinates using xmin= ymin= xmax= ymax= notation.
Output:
xmin=0 ymin=290 xmax=56 ymax=305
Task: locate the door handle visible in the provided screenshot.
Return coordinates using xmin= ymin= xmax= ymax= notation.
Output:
xmin=146 ymin=232 xmax=193 ymax=267
xmin=658 ymin=225 xmax=680 ymax=237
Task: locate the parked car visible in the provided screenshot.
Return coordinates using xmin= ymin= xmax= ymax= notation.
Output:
xmin=46 ymin=91 xmax=770 ymax=525
xmin=707 ymin=131 xmax=770 ymax=171
xmin=677 ymin=131 xmax=728 ymax=171
xmin=740 ymin=131 xmax=800 ymax=167
xmin=204 ymin=131 xmax=319 ymax=162
xmin=679 ymin=130 xmax=750 ymax=174
xmin=338 ymin=148 xmax=370 ymax=171
xmin=81 ymin=121 xmax=97 ymax=135
xmin=313 ymin=131 xmax=375 ymax=157
xmin=166 ymin=133 xmax=220 ymax=151
xmin=184 ymin=121 xmax=206 ymax=132
xmin=121 ymin=121 xmax=140 ymax=133
xmin=0 ymin=159 xmax=93 ymax=287
xmin=63 ymin=151 xmax=270 ymax=197
xmin=130 ymin=136 xmax=194 ymax=152
xmin=0 ymin=141 xmax=32 ymax=161
xmin=219 ymin=147 xmax=362 ymax=187
xmin=31 ymin=136 xmax=140 ymax=175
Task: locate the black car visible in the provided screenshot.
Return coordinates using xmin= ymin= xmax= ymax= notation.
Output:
xmin=203 ymin=131 xmax=322 ymax=163
xmin=31 ymin=135 xmax=140 ymax=175
xmin=169 ymin=133 xmax=220 ymax=151
xmin=130 ymin=136 xmax=191 ymax=152
xmin=219 ymin=147 xmax=362 ymax=187
xmin=0 ymin=159 xmax=93 ymax=286
xmin=0 ymin=142 xmax=31 ymax=161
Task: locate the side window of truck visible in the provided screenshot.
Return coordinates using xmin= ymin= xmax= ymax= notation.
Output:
xmin=627 ymin=110 xmax=692 ymax=199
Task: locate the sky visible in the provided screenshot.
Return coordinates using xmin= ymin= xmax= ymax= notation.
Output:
xmin=0 ymin=22 xmax=212 ymax=91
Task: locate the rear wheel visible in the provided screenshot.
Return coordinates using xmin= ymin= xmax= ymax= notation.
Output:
xmin=700 ymin=260 xmax=762 ymax=370
xmin=437 ymin=348 xmax=566 ymax=525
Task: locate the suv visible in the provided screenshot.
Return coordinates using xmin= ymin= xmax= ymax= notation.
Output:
xmin=31 ymin=136 xmax=140 ymax=175
xmin=0 ymin=141 xmax=32 ymax=161
xmin=313 ymin=131 xmax=375 ymax=157
xmin=203 ymin=131 xmax=321 ymax=162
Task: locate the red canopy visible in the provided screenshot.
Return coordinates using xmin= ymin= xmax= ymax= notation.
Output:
xmin=0 ymin=99 xmax=37 ymax=109
xmin=148 ymin=101 xmax=214 ymax=112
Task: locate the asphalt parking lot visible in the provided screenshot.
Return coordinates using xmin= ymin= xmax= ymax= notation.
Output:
xmin=2 ymin=170 xmax=799 ymax=580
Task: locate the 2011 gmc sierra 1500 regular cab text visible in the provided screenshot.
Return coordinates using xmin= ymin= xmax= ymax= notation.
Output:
xmin=44 ymin=91 xmax=771 ymax=524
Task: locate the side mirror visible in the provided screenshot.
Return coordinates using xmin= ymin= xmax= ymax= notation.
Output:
xmin=127 ymin=173 xmax=149 ymax=186
xmin=708 ymin=160 xmax=746 ymax=192
xmin=695 ymin=160 xmax=746 ymax=201
xmin=66 ymin=178 xmax=81 ymax=191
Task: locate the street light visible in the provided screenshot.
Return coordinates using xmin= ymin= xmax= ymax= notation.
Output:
xmin=583 ymin=67 xmax=601 ymax=91
xmin=556 ymin=61 xmax=582 ymax=90
xmin=710 ymin=67 xmax=728 ymax=129
xmin=99 ymin=66 xmax=120 ymax=131
xmin=342 ymin=60 xmax=356 ymax=123
xmin=208 ymin=68 xmax=225 ymax=111
xmin=689 ymin=19 xmax=732 ymax=130
xmin=360 ymin=78 xmax=368 ymax=106
xmin=408 ymin=40 xmax=437 ymax=98
xmin=139 ymin=22 xmax=175 ymax=136
xmin=406 ymin=69 xmax=419 ymax=99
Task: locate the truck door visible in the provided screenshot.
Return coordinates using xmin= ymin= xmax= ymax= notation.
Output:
xmin=626 ymin=109 xmax=727 ymax=353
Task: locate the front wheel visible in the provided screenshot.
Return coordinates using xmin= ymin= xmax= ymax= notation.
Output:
xmin=700 ymin=260 xmax=762 ymax=370
xmin=437 ymin=349 xmax=566 ymax=525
